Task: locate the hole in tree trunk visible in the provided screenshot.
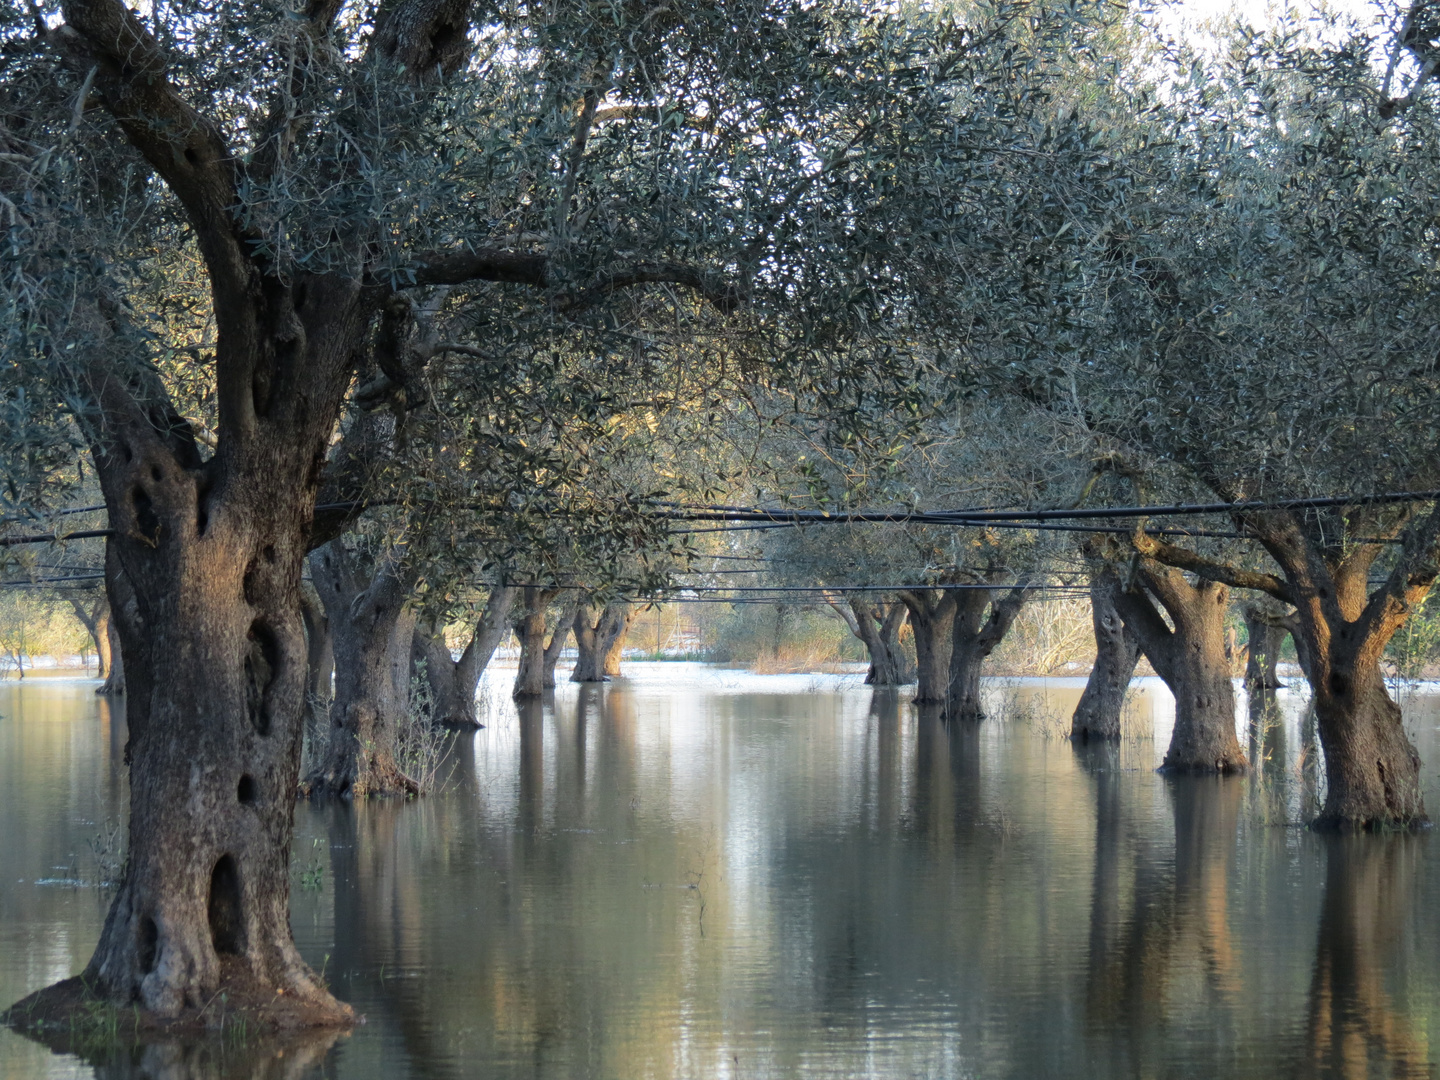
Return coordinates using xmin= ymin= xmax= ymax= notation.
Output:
xmin=132 ymin=487 xmax=159 ymax=537
xmin=150 ymin=465 xmax=163 ymax=482
xmin=237 ymin=774 xmax=257 ymax=805
xmin=195 ymin=478 xmax=213 ymax=537
xmin=208 ymin=856 xmax=245 ymax=955
xmin=244 ymin=621 xmax=281 ymax=736
xmin=1330 ymin=672 xmax=1348 ymax=695
xmin=137 ymin=916 xmax=159 ymax=973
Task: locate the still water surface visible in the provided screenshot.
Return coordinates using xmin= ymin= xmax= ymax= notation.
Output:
xmin=2 ymin=665 xmax=1440 ymax=1078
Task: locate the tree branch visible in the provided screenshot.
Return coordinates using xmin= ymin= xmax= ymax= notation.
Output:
xmin=1352 ymin=501 xmax=1440 ymax=661
xmin=1131 ymin=531 xmax=1292 ymax=603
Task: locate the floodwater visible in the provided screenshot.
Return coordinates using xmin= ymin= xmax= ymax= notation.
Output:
xmin=3 ymin=665 xmax=1440 ymax=1079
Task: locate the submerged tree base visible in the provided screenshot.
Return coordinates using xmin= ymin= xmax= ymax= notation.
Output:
xmin=4 ymin=960 xmax=356 ymax=1047
xmin=1308 ymin=812 xmax=1432 ymax=834
xmin=1157 ymin=758 xmax=1247 ymax=777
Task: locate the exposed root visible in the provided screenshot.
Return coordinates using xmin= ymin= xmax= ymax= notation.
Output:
xmin=4 ymin=957 xmax=355 ymax=1046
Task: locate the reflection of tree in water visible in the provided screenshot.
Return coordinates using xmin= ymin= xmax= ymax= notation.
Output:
xmin=319 ymin=684 xmax=712 ymax=1078
xmin=1082 ymin=773 xmax=1244 ymax=1071
xmin=1300 ymin=836 xmax=1430 ymax=1080
xmin=87 ymin=1030 xmax=341 ymax=1080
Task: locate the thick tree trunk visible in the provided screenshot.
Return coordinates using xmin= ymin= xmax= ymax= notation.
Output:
xmin=1113 ymin=563 xmax=1245 ymax=774
xmin=1072 ymin=568 xmax=1141 ymax=741
xmin=413 ymin=585 xmax=518 ymax=728
xmin=94 ymin=607 xmax=112 ymax=679
xmin=601 ymin=606 xmax=636 ymax=677
xmin=829 ymin=595 xmax=912 ymax=685
xmin=304 ymin=544 xmax=418 ymax=798
xmin=98 ymin=618 xmax=126 ymax=695
xmin=946 ymin=581 xmax=1033 ymax=721
xmin=299 ymin=581 xmax=332 ymax=767
xmin=899 ymin=590 xmax=957 ymax=705
xmin=513 ymin=587 xmax=561 ymax=699
xmin=69 ymin=595 xmax=110 ymax=679
xmin=1272 ymin=555 xmax=1425 ymax=828
xmin=1243 ymin=607 xmax=1287 ymax=692
xmin=572 ymin=600 xmax=633 ymax=682
xmin=542 ymin=600 xmax=577 ymax=688
xmin=1312 ymin=662 xmax=1424 ymax=828
xmin=53 ymin=436 xmax=356 ymax=1025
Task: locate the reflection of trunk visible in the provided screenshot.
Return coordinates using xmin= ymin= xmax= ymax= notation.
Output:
xmin=542 ymin=600 xmax=576 ymax=687
xmin=1169 ymin=777 xmax=1242 ymax=999
xmin=827 ymin=594 xmax=912 ymax=685
xmin=572 ymin=601 xmax=634 ymax=682
xmin=946 ymin=581 xmax=1034 ymax=720
xmin=413 ymin=585 xmax=518 ymax=727
xmin=517 ymin=699 xmax=546 ymax=834
xmin=1242 ymin=607 xmax=1287 ymax=691
xmin=513 ymin=587 xmax=561 ymax=699
xmin=898 ymin=589 xmax=957 ymax=704
xmin=1113 ymin=562 xmax=1245 ymax=773
xmin=1072 ymin=568 xmax=1140 ymax=741
xmin=1301 ymin=836 xmax=1427 ymax=1078
xmin=1080 ymin=738 xmax=1126 ymax=1028
xmin=305 ymin=544 xmax=418 ymax=798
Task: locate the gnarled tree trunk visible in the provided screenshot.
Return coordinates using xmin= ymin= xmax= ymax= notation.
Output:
xmin=68 ymin=594 xmax=110 ymax=680
xmin=601 ymin=606 xmax=636 ymax=677
xmin=513 ymin=587 xmax=561 ymax=699
xmin=542 ymin=600 xmax=577 ymax=687
xmin=827 ymin=594 xmax=912 ymax=685
xmin=946 ymin=580 xmax=1034 ymax=721
xmin=1242 ymin=605 xmax=1287 ymax=692
xmin=1071 ymin=567 xmax=1140 ymax=742
xmin=305 ymin=544 xmax=419 ymax=798
xmin=1113 ymin=562 xmax=1245 ymax=774
xmin=59 ymin=397 xmax=359 ymax=1025
xmin=572 ymin=600 xmax=634 ymax=682
xmin=299 ymin=580 xmax=333 ymax=766
xmin=413 ymin=584 xmax=517 ymax=727
xmin=899 ymin=589 xmax=957 ymax=704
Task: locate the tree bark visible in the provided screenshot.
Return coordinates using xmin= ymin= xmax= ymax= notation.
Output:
xmin=572 ymin=600 xmax=634 ymax=682
xmin=68 ymin=594 xmax=110 ymax=678
xmin=1131 ymin=512 xmax=1431 ymax=826
xmin=298 ymin=580 xmax=332 ymax=766
xmin=72 ymin=440 xmax=357 ymax=1023
xmin=542 ymin=600 xmax=577 ymax=688
xmin=1112 ymin=562 xmax=1245 ymax=773
xmin=305 ymin=544 xmax=419 ymax=798
xmin=600 ymin=605 xmax=636 ymax=677
xmin=413 ymin=584 xmax=518 ymax=727
xmin=1242 ymin=606 xmax=1287 ymax=692
xmin=946 ymin=580 xmax=1034 ymax=721
xmin=513 ymin=587 xmax=561 ymax=699
xmin=1071 ymin=567 xmax=1141 ymax=742
xmin=828 ymin=594 xmax=912 ymax=685
xmin=898 ymin=589 xmax=957 ymax=704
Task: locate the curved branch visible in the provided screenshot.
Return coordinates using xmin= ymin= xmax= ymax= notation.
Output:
xmin=1132 ymin=532 xmax=1292 ymax=603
